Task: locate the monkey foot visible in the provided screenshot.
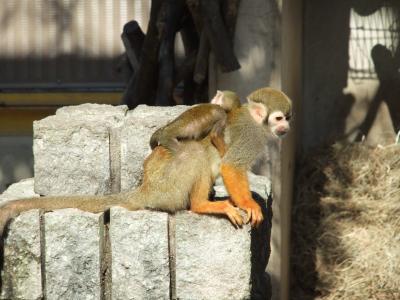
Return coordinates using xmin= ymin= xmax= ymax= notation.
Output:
xmin=224 ymin=204 xmax=244 ymax=228
xmin=239 ymin=200 xmax=263 ymax=228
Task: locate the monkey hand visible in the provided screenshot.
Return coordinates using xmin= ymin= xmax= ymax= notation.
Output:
xmin=224 ymin=203 xmax=245 ymax=228
xmin=239 ymin=199 xmax=263 ymax=227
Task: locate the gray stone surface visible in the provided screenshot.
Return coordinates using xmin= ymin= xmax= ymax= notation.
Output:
xmin=0 ymin=210 xmax=42 ymax=300
xmin=0 ymin=178 xmax=38 ymax=203
xmin=0 ymin=179 xmax=42 ymax=300
xmin=33 ymin=104 xmax=127 ymax=196
xmin=120 ymin=104 xmax=189 ymax=191
xmin=214 ymin=172 xmax=271 ymax=199
xmin=44 ymin=209 xmax=103 ymax=300
xmin=175 ymin=212 xmax=252 ymax=300
xmin=56 ymin=103 xmax=128 ymax=126
xmin=110 ymin=207 xmax=170 ymax=300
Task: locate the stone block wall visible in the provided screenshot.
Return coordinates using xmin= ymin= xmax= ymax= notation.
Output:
xmin=0 ymin=104 xmax=272 ymax=300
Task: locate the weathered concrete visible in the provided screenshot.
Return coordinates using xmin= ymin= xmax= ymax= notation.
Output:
xmin=55 ymin=103 xmax=128 ymax=123
xmin=175 ymin=212 xmax=252 ymax=300
xmin=0 ymin=178 xmax=38 ymax=203
xmin=214 ymin=172 xmax=271 ymax=199
xmin=44 ymin=209 xmax=103 ymax=300
xmin=110 ymin=207 xmax=170 ymax=300
xmin=33 ymin=104 xmax=127 ymax=196
xmin=0 ymin=210 xmax=42 ymax=300
xmin=0 ymin=179 xmax=42 ymax=300
xmin=120 ymin=105 xmax=189 ymax=191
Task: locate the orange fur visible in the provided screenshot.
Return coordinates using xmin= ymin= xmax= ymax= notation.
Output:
xmin=210 ymin=133 xmax=227 ymax=157
xmin=220 ymin=163 xmax=263 ymax=226
xmin=189 ymin=168 xmax=243 ymax=226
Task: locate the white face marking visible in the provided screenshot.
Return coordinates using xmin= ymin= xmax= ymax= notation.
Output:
xmin=268 ymin=111 xmax=291 ymax=138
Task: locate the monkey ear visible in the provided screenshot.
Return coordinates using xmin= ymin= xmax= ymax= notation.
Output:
xmin=248 ymin=100 xmax=268 ymax=124
xmin=211 ymin=90 xmax=224 ymax=105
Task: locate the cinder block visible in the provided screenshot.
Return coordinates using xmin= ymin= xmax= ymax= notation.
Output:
xmin=33 ymin=104 xmax=127 ymax=196
xmin=0 ymin=179 xmax=42 ymax=300
xmin=110 ymin=207 xmax=170 ymax=300
xmin=0 ymin=211 xmax=42 ymax=300
xmin=175 ymin=212 xmax=252 ymax=300
xmin=44 ymin=209 xmax=103 ymax=300
xmin=213 ymin=173 xmax=272 ymax=299
xmin=55 ymin=103 xmax=128 ymax=122
xmin=214 ymin=172 xmax=271 ymax=199
xmin=120 ymin=104 xmax=189 ymax=191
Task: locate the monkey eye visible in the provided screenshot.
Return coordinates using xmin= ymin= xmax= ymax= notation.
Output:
xmin=286 ymin=116 xmax=291 ymax=121
xmin=275 ymin=116 xmax=283 ymax=121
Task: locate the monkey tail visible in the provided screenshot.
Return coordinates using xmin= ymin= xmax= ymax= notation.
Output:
xmin=0 ymin=189 xmax=147 ymax=238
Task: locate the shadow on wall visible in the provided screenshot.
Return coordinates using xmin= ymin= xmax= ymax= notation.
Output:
xmin=302 ymin=0 xmax=400 ymax=151
xmin=294 ymin=0 xmax=400 ymax=299
xmin=356 ymin=43 xmax=400 ymax=139
xmin=0 ymin=137 xmax=34 ymax=193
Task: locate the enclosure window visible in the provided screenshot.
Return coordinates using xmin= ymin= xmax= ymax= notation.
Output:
xmin=349 ymin=4 xmax=399 ymax=80
xmin=0 ymin=0 xmax=150 ymax=92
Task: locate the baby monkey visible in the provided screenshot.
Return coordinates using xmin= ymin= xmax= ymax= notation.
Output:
xmin=149 ymin=90 xmax=241 ymax=156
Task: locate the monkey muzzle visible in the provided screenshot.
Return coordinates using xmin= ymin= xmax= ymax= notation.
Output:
xmin=274 ymin=127 xmax=289 ymax=138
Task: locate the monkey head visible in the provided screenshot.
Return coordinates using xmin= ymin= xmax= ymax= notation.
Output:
xmin=246 ymin=87 xmax=292 ymax=138
xmin=211 ymin=90 xmax=241 ymax=112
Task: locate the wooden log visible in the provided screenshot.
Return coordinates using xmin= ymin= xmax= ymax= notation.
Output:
xmin=186 ymin=0 xmax=208 ymax=85
xmin=155 ymin=0 xmax=186 ymax=106
xmin=180 ymin=13 xmax=200 ymax=104
xmin=123 ymin=0 xmax=164 ymax=109
xmin=180 ymin=9 xmax=199 ymax=55
xmin=193 ymin=30 xmax=210 ymax=84
xmin=222 ymin=0 xmax=241 ymax=41
xmin=174 ymin=51 xmax=197 ymax=86
xmin=115 ymin=53 xmax=133 ymax=84
xmin=121 ymin=20 xmax=145 ymax=71
xmin=200 ymin=0 xmax=240 ymax=72
xmin=185 ymin=0 xmax=203 ymax=33
xmin=194 ymin=79 xmax=209 ymax=103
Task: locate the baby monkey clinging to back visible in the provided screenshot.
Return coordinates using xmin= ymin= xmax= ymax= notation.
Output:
xmin=149 ymin=90 xmax=241 ymax=156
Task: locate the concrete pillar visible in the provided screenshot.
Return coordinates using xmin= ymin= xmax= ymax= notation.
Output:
xmin=209 ymin=1 xmax=303 ymax=299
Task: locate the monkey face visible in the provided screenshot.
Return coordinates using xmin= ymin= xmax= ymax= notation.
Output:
xmin=268 ymin=111 xmax=291 ymax=138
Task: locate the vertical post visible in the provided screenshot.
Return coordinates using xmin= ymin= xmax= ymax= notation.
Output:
xmin=278 ymin=0 xmax=303 ymax=299
xmin=208 ymin=0 xmax=303 ymax=299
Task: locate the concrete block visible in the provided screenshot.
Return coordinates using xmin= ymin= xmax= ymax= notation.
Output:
xmin=175 ymin=212 xmax=252 ymax=300
xmin=0 ymin=178 xmax=38 ymax=203
xmin=55 ymin=103 xmax=128 ymax=124
xmin=0 ymin=211 xmax=42 ymax=300
xmin=214 ymin=173 xmax=272 ymax=299
xmin=0 ymin=179 xmax=42 ymax=300
xmin=33 ymin=104 xmax=127 ymax=196
xmin=120 ymin=105 xmax=189 ymax=191
xmin=44 ymin=209 xmax=103 ymax=300
xmin=110 ymin=207 xmax=170 ymax=300
xmin=214 ymin=172 xmax=271 ymax=199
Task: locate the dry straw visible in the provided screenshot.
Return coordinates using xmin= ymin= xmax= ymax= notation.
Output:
xmin=291 ymin=143 xmax=400 ymax=300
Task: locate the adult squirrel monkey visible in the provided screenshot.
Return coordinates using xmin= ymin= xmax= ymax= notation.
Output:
xmin=0 ymin=87 xmax=291 ymax=236
xmin=149 ymin=90 xmax=241 ymax=156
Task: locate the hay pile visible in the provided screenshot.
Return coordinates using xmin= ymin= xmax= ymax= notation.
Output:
xmin=291 ymin=143 xmax=400 ymax=300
